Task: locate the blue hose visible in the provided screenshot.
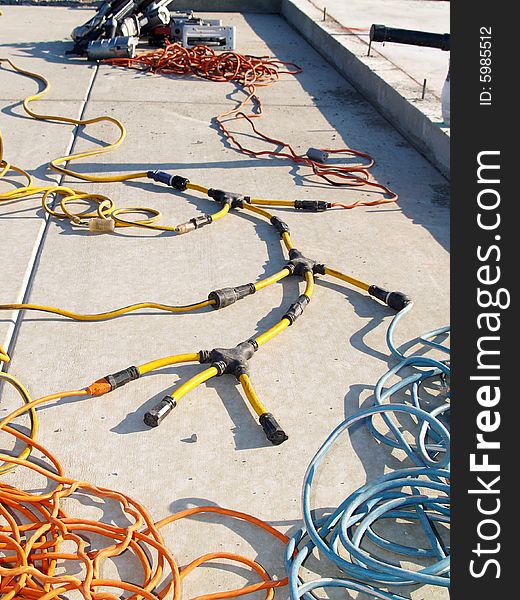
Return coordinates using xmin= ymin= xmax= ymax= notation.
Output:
xmin=287 ymin=304 xmax=450 ymax=599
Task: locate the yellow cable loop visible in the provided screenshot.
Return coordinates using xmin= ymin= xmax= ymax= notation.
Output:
xmin=138 ymin=353 xmax=201 ymax=376
xmin=0 ymin=370 xmax=38 ymax=475
xmin=0 ymin=300 xmax=214 ymax=322
xmin=323 ymin=266 xmax=371 ymax=292
xmin=1 ymin=59 xmax=232 ymax=233
xmin=0 ymin=58 xmax=146 ymax=183
xmin=239 ymin=374 xmax=267 ymax=417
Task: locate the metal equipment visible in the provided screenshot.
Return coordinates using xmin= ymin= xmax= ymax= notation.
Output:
xmin=86 ymin=36 xmax=138 ymax=60
xmin=71 ymin=1 xmax=236 ymax=58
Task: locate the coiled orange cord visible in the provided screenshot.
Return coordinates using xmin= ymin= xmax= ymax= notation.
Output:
xmin=107 ymin=43 xmax=398 ymax=208
xmin=0 ymin=387 xmax=289 ymax=599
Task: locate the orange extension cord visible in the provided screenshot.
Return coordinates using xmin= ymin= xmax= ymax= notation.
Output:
xmin=0 ymin=388 xmax=289 ymax=599
xmin=107 ymin=43 xmax=398 ymax=209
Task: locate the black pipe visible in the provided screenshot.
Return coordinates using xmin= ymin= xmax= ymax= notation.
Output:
xmin=370 ymin=24 xmax=450 ymax=51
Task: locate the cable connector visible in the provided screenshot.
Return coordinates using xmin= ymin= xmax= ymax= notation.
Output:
xmin=306 ymin=147 xmax=329 ymax=163
xmin=283 ymin=294 xmax=310 ymax=325
xmin=209 ymin=283 xmax=256 ymax=309
xmin=147 ymin=170 xmax=189 ymax=191
xmin=143 ymin=395 xmax=177 ymax=428
xmin=368 ymin=285 xmax=411 ymax=311
xmin=207 ymin=188 xmax=250 ymax=209
xmin=177 ymin=214 xmax=213 ymax=234
xmin=199 ymin=340 xmax=257 ymax=379
xmin=105 ymin=366 xmax=140 ymax=390
xmin=294 ymin=200 xmax=330 ymax=212
xmin=270 ymin=216 xmax=290 ymax=236
xmin=259 ymin=412 xmax=288 ymax=445
xmin=88 ymin=217 xmax=115 ymax=233
xmin=86 ymin=379 xmax=112 ymax=396
xmin=286 ymin=249 xmax=326 ymax=277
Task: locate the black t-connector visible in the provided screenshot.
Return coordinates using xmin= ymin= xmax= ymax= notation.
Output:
xmin=207 ymin=189 xmax=250 ymax=209
xmin=286 ymin=249 xmax=326 ymax=277
xmin=368 ymin=285 xmax=411 ymax=311
xmin=199 ymin=340 xmax=258 ymax=379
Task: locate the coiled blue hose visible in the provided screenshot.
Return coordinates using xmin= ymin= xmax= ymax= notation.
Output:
xmin=286 ymin=303 xmax=450 ymax=599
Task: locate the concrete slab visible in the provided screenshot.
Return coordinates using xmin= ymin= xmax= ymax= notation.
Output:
xmin=1 ymin=5 xmax=97 ymax=359
xmin=0 ymin=98 xmax=91 ymax=357
xmin=0 ymin=6 xmax=97 ymax=100
xmin=1 ymin=7 xmax=449 ymax=599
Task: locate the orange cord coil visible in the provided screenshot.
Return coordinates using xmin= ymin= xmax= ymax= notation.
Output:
xmin=0 ymin=388 xmax=289 ymax=600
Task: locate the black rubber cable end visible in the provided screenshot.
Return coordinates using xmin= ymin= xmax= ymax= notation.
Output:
xmin=368 ymin=285 xmax=411 ymax=311
xmin=143 ymin=396 xmax=176 ymax=428
xmin=147 ymin=170 xmax=189 ymax=191
xmin=386 ymin=291 xmax=412 ymax=311
xmin=259 ymin=413 xmax=288 ymax=445
xmin=105 ymin=366 xmax=140 ymax=390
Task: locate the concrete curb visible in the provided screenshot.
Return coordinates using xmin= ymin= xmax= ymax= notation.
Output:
xmin=281 ymin=0 xmax=450 ymax=178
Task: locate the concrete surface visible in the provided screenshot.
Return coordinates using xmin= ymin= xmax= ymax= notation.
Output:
xmin=0 ymin=6 xmax=449 ymax=599
xmin=312 ymin=0 xmax=450 ymax=93
xmin=281 ymin=0 xmax=450 ymax=177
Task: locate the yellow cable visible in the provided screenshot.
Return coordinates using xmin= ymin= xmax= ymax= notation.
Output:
xmin=0 ymin=371 xmax=38 ymax=475
xmin=255 ymin=270 xmax=314 ymax=347
xmin=254 ymin=268 xmax=290 ymax=292
xmin=324 ymin=266 xmax=370 ymax=292
xmin=242 ymin=203 xmax=273 ymax=221
xmin=282 ymin=232 xmax=294 ymax=251
xmin=111 ymin=207 xmax=176 ymax=231
xmin=209 ymin=202 xmax=230 ymax=222
xmin=254 ymin=319 xmax=291 ymax=347
xmin=172 ymin=367 xmax=219 ymax=403
xmin=304 ymin=270 xmax=315 ymax=297
xmin=0 ymin=300 xmax=214 ymax=322
xmin=138 ymin=353 xmax=201 ymax=376
xmin=249 ymin=198 xmax=295 ymax=207
xmin=186 ymin=182 xmax=209 ymax=194
xmin=239 ymin=374 xmax=267 ymax=417
xmin=0 ymin=343 xmax=9 ymax=364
